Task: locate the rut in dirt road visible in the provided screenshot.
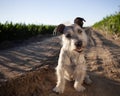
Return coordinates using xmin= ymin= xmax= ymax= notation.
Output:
xmin=0 ymin=36 xmax=61 ymax=81
xmin=0 ymin=28 xmax=120 ymax=96
xmin=86 ymin=28 xmax=120 ymax=82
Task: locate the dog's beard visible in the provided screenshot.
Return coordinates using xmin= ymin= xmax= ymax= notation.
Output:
xmin=71 ymin=40 xmax=85 ymax=53
xmin=74 ymin=47 xmax=84 ymax=53
xmin=67 ymin=42 xmax=81 ymax=53
xmin=63 ymin=38 xmax=86 ymax=53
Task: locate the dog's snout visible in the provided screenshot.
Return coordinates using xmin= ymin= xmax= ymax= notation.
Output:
xmin=75 ymin=41 xmax=82 ymax=47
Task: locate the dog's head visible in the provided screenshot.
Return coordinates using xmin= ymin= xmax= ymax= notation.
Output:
xmin=56 ymin=24 xmax=88 ymax=53
xmin=74 ymin=17 xmax=86 ymax=28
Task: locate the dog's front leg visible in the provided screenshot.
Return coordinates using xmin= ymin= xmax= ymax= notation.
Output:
xmin=74 ymin=65 xmax=86 ymax=92
xmin=53 ymin=67 xmax=66 ymax=93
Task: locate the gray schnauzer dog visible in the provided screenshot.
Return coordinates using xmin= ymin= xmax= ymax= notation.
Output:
xmin=53 ymin=23 xmax=92 ymax=93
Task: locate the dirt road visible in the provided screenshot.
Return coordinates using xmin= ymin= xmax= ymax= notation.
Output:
xmin=0 ymin=28 xmax=120 ymax=96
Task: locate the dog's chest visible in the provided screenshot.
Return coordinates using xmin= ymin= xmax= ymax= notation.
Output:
xmin=67 ymin=53 xmax=79 ymax=68
xmin=63 ymin=52 xmax=85 ymax=80
xmin=68 ymin=52 xmax=85 ymax=67
xmin=69 ymin=52 xmax=80 ymax=63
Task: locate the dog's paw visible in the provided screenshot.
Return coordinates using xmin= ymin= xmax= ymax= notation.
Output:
xmin=53 ymin=86 xmax=64 ymax=93
xmin=74 ymin=85 xmax=86 ymax=92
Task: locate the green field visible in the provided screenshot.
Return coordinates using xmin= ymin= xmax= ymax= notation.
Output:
xmin=93 ymin=12 xmax=120 ymax=36
xmin=0 ymin=22 xmax=56 ymax=43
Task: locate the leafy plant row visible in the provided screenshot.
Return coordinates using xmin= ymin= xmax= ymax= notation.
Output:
xmin=92 ymin=12 xmax=120 ymax=36
xmin=0 ymin=22 xmax=56 ymax=42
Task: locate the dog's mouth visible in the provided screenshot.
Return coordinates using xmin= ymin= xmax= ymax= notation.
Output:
xmin=74 ymin=47 xmax=84 ymax=53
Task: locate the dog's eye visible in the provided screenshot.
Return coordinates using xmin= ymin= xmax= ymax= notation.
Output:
xmin=78 ymin=29 xmax=82 ymax=34
xmin=66 ymin=34 xmax=71 ymax=38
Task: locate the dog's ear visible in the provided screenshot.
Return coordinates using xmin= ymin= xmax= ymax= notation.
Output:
xmin=74 ymin=17 xmax=86 ymax=27
xmin=56 ymin=24 xmax=65 ymax=34
xmin=82 ymin=18 xmax=86 ymax=22
xmin=74 ymin=17 xmax=86 ymax=24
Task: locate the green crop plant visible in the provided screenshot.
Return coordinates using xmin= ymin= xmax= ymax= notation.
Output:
xmin=0 ymin=22 xmax=56 ymax=43
xmin=93 ymin=12 xmax=120 ymax=37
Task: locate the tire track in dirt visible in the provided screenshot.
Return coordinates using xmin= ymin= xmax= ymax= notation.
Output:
xmin=86 ymin=28 xmax=120 ymax=82
xmin=0 ymin=36 xmax=61 ymax=81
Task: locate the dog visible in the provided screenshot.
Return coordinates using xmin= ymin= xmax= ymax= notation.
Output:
xmin=53 ymin=23 xmax=92 ymax=93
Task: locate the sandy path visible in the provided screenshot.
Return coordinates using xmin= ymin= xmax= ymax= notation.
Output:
xmin=86 ymin=28 xmax=120 ymax=82
xmin=0 ymin=28 xmax=120 ymax=96
xmin=0 ymin=36 xmax=60 ymax=81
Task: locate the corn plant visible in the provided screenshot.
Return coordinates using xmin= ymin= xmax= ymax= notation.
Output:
xmin=0 ymin=22 xmax=56 ymax=42
xmin=92 ymin=12 xmax=120 ymax=36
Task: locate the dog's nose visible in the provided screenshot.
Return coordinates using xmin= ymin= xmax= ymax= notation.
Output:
xmin=75 ymin=41 xmax=82 ymax=47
